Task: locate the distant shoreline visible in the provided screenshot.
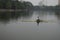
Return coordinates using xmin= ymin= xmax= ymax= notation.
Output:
xmin=0 ymin=9 xmax=28 ymax=12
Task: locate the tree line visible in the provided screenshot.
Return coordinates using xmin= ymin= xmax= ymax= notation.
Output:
xmin=0 ymin=0 xmax=33 ymax=9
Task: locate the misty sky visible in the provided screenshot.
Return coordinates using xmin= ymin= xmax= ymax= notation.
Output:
xmin=19 ymin=0 xmax=58 ymax=6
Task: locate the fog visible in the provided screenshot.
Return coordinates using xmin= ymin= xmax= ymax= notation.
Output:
xmin=20 ymin=0 xmax=58 ymax=6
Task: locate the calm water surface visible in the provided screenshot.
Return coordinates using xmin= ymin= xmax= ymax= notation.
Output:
xmin=0 ymin=11 xmax=60 ymax=40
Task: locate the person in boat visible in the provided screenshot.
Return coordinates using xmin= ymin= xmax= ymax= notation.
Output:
xmin=36 ymin=17 xmax=43 ymax=24
xmin=36 ymin=17 xmax=40 ymax=24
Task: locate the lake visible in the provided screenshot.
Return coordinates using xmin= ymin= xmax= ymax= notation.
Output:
xmin=0 ymin=10 xmax=60 ymax=40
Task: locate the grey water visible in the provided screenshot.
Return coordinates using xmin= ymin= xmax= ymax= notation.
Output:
xmin=0 ymin=11 xmax=60 ymax=40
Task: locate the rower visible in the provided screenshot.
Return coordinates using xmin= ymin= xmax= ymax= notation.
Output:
xmin=36 ymin=17 xmax=40 ymax=24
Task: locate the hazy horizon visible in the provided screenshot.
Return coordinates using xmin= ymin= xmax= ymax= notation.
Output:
xmin=19 ymin=0 xmax=58 ymax=6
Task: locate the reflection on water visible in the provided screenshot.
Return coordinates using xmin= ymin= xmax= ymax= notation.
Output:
xmin=0 ymin=11 xmax=60 ymax=40
xmin=0 ymin=11 xmax=33 ymax=23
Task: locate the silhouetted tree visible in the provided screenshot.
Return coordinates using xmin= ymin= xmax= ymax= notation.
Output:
xmin=0 ymin=0 xmax=33 ymax=9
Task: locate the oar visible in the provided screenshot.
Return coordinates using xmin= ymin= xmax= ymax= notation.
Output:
xmin=21 ymin=20 xmax=57 ymax=23
xmin=21 ymin=20 xmax=48 ymax=23
xmin=21 ymin=20 xmax=36 ymax=22
xmin=41 ymin=20 xmax=57 ymax=23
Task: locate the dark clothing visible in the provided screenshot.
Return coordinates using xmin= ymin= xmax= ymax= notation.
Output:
xmin=36 ymin=19 xmax=40 ymax=24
